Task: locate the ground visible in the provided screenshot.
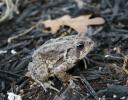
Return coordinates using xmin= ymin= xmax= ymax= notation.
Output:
xmin=0 ymin=0 xmax=128 ymax=100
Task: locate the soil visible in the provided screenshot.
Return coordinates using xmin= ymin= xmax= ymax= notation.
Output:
xmin=0 ymin=0 xmax=128 ymax=100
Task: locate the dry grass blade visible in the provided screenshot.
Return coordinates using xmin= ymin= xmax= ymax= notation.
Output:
xmin=0 ymin=0 xmax=19 ymax=23
xmin=122 ymin=56 xmax=128 ymax=74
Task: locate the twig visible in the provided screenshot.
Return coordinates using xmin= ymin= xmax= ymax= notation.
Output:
xmin=80 ymin=74 xmax=99 ymax=100
xmin=8 ymin=26 xmax=35 ymax=43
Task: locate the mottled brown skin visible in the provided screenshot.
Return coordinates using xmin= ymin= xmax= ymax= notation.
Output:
xmin=28 ymin=35 xmax=94 ymax=89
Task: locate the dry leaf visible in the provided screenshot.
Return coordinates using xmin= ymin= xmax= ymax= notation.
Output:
xmin=42 ymin=15 xmax=105 ymax=34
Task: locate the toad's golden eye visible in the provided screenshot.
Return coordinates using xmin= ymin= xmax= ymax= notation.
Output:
xmin=76 ymin=42 xmax=84 ymax=50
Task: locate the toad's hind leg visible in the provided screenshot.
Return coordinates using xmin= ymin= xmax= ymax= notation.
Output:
xmin=35 ymin=80 xmax=59 ymax=92
xmin=56 ymin=72 xmax=80 ymax=82
xmin=27 ymin=61 xmax=59 ymax=92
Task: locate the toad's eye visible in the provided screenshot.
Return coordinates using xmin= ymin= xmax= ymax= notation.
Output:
xmin=76 ymin=42 xmax=84 ymax=50
xmin=88 ymin=41 xmax=93 ymax=45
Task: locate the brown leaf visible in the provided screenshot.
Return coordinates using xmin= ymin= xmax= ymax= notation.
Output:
xmin=43 ymin=15 xmax=105 ymax=34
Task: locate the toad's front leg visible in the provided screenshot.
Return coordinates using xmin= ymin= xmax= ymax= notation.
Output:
xmin=53 ymin=62 xmax=80 ymax=82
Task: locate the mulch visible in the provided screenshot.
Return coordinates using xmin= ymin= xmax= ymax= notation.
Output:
xmin=0 ymin=0 xmax=128 ymax=99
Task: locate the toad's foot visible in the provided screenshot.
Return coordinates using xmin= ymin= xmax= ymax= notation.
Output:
xmin=57 ymin=72 xmax=80 ymax=82
xmin=36 ymin=80 xmax=59 ymax=92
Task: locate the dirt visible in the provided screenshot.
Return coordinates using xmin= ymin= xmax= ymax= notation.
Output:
xmin=0 ymin=0 xmax=128 ymax=100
